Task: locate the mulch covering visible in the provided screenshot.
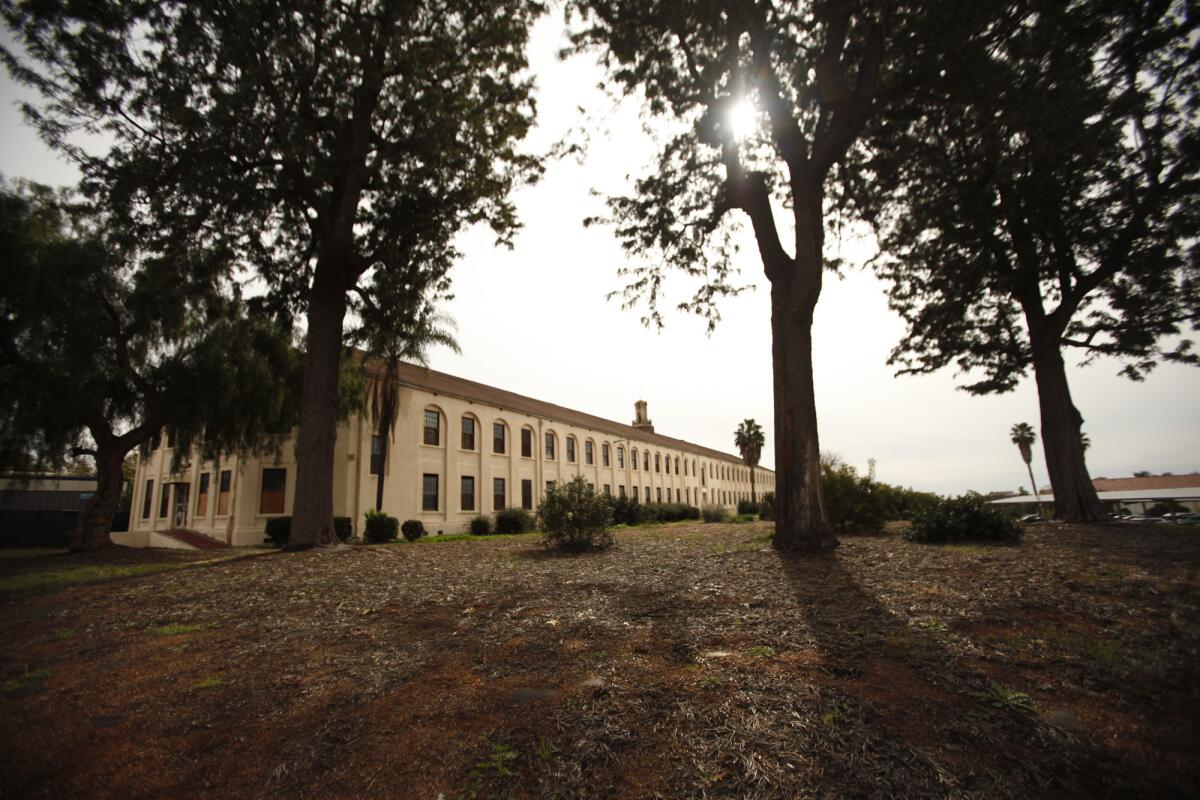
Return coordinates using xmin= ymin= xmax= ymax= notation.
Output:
xmin=1 ymin=521 xmax=1197 ymax=798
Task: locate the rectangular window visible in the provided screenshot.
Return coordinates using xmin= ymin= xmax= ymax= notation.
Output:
xmin=423 ymin=410 xmax=440 ymax=446
xmin=159 ymin=483 xmax=171 ymax=518
xmin=545 ymin=433 xmax=555 ymax=460
xmin=645 ymin=486 xmax=651 ymax=503
xmin=493 ymin=478 xmax=506 ymax=511
xmin=217 ymin=470 xmax=232 ymax=515
xmin=587 ymin=482 xmax=594 ymax=493
xmin=461 ymin=417 xmax=475 ymax=450
xmin=493 ymin=423 xmax=506 ymax=454
xmin=602 ymin=444 xmax=610 ymax=467
xmin=370 ymin=434 xmax=384 ymax=475
xmin=664 ymin=457 xmax=669 ymax=474
xmin=142 ymin=479 xmax=154 ymax=519
xmin=656 ymin=487 xmax=662 ymax=503
xmin=521 ymin=428 xmax=532 ymax=458
xmin=603 ymin=484 xmax=611 ymax=496
xmin=619 ymin=485 xmax=627 ymax=498
xmin=617 ymin=448 xmax=624 ymax=468
xmin=260 ymin=468 xmax=286 ymax=515
xmin=521 ymin=479 xmax=533 ymax=510
xmin=675 ymin=457 xmax=680 ymax=473
xmin=461 ymin=475 xmax=475 ymax=511
xmin=632 ymin=485 xmax=639 ymax=502
xmin=546 ymin=480 xmax=555 ymax=492
xmin=632 ymin=450 xmax=638 ymax=470
xmin=644 ymin=451 xmax=650 ymax=471
xmin=422 ymin=473 xmax=439 ymax=511
xmin=585 ymin=441 xmax=593 ymax=465
xmin=566 ymin=437 xmax=576 ymax=462
xmin=655 ymin=454 xmax=661 ymax=472
xmin=196 ymin=473 xmax=210 ymax=517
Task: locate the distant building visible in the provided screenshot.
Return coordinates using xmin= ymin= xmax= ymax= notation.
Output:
xmin=118 ymin=362 xmax=775 ymax=548
xmin=0 ymin=474 xmax=99 ymax=547
xmin=990 ymin=473 xmax=1200 ymax=515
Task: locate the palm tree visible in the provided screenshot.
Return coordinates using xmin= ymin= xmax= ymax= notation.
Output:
xmin=1080 ymin=431 xmax=1091 ymax=452
xmin=360 ymin=295 xmax=459 ymax=513
xmin=1010 ymin=422 xmax=1045 ymax=518
xmin=734 ymin=419 xmax=766 ymax=504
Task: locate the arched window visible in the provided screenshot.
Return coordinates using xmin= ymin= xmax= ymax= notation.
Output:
xmin=602 ymin=442 xmax=610 ymax=467
xmin=616 ymin=446 xmax=625 ymax=468
xmin=654 ymin=453 xmax=661 ymax=472
xmin=545 ymin=431 xmax=557 ymax=460
xmin=422 ymin=407 xmax=443 ymax=446
xmin=566 ymin=435 xmax=576 ymax=463
xmin=631 ymin=448 xmax=638 ymax=470
xmin=585 ymin=439 xmax=595 ymax=465
xmin=460 ymin=414 xmax=479 ymax=450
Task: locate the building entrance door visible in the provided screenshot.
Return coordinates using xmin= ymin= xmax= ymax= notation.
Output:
xmin=173 ymin=483 xmax=190 ymax=528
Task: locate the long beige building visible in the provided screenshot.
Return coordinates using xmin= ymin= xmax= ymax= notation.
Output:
xmin=117 ymin=363 xmax=774 ymax=548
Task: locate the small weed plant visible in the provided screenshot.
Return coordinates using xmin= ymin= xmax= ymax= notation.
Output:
xmin=975 ymin=681 xmax=1034 ymax=713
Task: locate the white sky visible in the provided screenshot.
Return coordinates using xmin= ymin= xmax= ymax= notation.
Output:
xmin=2 ymin=13 xmax=1197 ymax=495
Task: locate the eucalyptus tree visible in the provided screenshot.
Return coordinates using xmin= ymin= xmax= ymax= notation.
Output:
xmin=566 ymin=0 xmax=924 ymax=550
xmin=734 ymin=418 xmax=765 ymax=503
xmin=0 ymin=181 xmax=302 ymax=550
xmin=851 ymin=1 xmax=1200 ymax=521
xmin=2 ymin=0 xmax=543 ymax=547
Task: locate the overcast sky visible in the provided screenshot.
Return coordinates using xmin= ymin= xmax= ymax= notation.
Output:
xmin=2 ymin=12 xmax=1197 ymax=495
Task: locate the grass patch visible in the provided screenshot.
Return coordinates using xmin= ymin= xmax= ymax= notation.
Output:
xmin=194 ymin=676 xmax=224 ymax=689
xmin=3 ymin=668 xmax=49 ymax=693
xmin=0 ymin=548 xmax=70 ymax=559
xmin=0 ymin=563 xmax=183 ymax=596
xmin=744 ymin=645 xmax=777 ymax=659
xmin=410 ymin=531 xmax=540 ymax=544
xmin=53 ymin=628 xmax=76 ymax=640
xmin=147 ymin=623 xmax=209 ymax=637
xmin=975 ymin=681 xmax=1034 ymax=713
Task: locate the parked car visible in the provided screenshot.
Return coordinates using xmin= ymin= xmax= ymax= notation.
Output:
xmin=1018 ymin=513 xmax=1044 ymax=523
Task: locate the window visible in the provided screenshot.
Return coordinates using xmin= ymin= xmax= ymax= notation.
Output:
xmin=461 ymin=417 xmax=476 ymax=450
xmin=461 ymin=475 xmax=475 ymax=511
xmin=619 ymin=485 xmax=627 ymax=498
xmin=493 ymin=423 xmax=506 ymax=454
xmin=676 ymin=489 xmax=681 ymax=502
xmin=422 ymin=474 xmax=439 ymax=511
xmin=655 ymin=453 xmax=661 ymax=472
xmin=521 ymin=428 xmax=533 ymax=458
xmin=260 ymin=468 xmax=286 ymax=514
xmin=643 ymin=451 xmax=650 ymax=471
xmin=602 ymin=444 xmax=610 ymax=467
xmin=159 ymin=483 xmax=170 ymax=518
xmin=545 ymin=432 xmax=556 ymax=460
xmin=566 ymin=436 xmax=576 ymax=462
xmin=587 ymin=482 xmax=594 ymax=492
xmin=142 ymin=479 xmax=154 ymax=519
xmin=617 ymin=447 xmax=625 ymax=468
xmin=196 ymin=473 xmax=210 ymax=517
xmin=675 ymin=457 xmax=680 ymax=474
xmin=632 ymin=485 xmax=639 ymax=501
xmin=603 ymin=484 xmax=611 ymax=496
xmin=165 ymin=428 xmax=175 ymax=449
xmin=493 ymin=478 xmax=506 ymax=510
xmin=664 ymin=456 xmax=670 ymax=474
xmin=546 ymin=480 xmax=555 ymax=492
xmin=683 ymin=460 xmax=688 ymax=476
xmin=423 ymin=410 xmax=440 ymax=445
xmin=631 ymin=448 xmax=638 ymax=470
xmin=217 ymin=470 xmax=232 ymax=515
xmin=370 ymin=435 xmax=384 ymax=475
xmin=521 ymin=479 xmax=533 ymax=510
xmin=585 ymin=440 xmax=593 ymax=465
xmin=686 ymin=487 xmax=690 ymax=505
xmin=656 ymin=487 xmax=662 ymax=503
xmin=644 ymin=486 xmax=651 ymax=503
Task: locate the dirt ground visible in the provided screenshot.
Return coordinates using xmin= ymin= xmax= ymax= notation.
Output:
xmin=1 ymin=521 xmax=1197 ymax=799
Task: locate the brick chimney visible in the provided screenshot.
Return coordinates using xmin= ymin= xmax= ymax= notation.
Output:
xmin=632 ymin=399 xmax=654 ymax=433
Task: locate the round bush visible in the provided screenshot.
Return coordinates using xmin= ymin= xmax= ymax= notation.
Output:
xmin=400 ymin=518 xmax=425 ymax=541
xmin=906 ymin=493 xmax=1021 ymax=544
xmin=538 ymin=476 xmax=613 ymax=550
xmin=494 ymin=507 xmax=535 ymax=534
xmin=701 ymin=505 xmax=728 ymax=523
xmin=364 ymin=511 xmax=400 ymax=543
xmin=264 ymin=516 xmax=291 ymax=546
xmin=758 ymin=493 xmax=776 ymax=521
xmin=469 ymin=515 xmax=491 ymax=536
xmin=333 ymin=516 xmax=353 ymax=542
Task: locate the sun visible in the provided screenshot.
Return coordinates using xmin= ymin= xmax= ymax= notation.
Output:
xmin=728 ymin=99 xmax=757 ymax=142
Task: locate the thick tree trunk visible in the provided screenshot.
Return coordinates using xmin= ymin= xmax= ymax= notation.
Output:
xmin=289 ymin=271 xmax=349 ymax=549
xmin=770 ymin=274 xmax=836 ymax=551
xmin=71 ymin=447 xmax=125 ymax=551
xmin=1029 ymin=334 xmax=1105 ymax=522
xmin=750 ymin=468 xmax=757 ymax=505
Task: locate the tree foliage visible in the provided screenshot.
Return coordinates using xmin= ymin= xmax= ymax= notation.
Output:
xmin=0 ymin=180 xmax=301 ymax=548
xmin=734 ymin=417 xmax=765 ymax=502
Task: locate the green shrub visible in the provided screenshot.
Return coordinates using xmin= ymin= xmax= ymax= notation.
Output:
xmin=264 ymin=516 xmax=291 ymax=546
xmin=265 ymin=516 xmax=353 ymax=545
xmin=400 ymin=518 xmax=425 ymax=541
xmin=702 ymin=505 xmax=728 ymax=523
xmin=732 ymin=513 xmax=757 ymax=523
xmin=608 ymin=494 xmax=642 ymax=526
xmin=759 ymin=492 xmax=775 ymax=520
xmin=822 ymin=463 xmax=886 ymax=533
xmin=737 ymin=499 xmax=760 ymax=516
xmin=538 ymin=476 xmax=614 ymax=550
xmin=469 ymin=515 xmax=492 ymax=536
xmin=906 ymin=493 xmax=1022 ymax=544
xmin=494 ymin=507 xmax=535 ymax=534
xmin=364 ymin=510 xmax=400 ymax=543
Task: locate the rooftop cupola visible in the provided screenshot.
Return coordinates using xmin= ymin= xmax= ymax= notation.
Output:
xmin=632 ymin=400 xmax=654 ymax=433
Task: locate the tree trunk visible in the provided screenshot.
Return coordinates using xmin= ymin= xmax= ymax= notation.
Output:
xmin=1024 ymin=461 xmax=1045 ymax=518
xmin=289 ymin=270 xmax=349 ymax=549
xmin=374 ymin=424 xmax=388 ymax=512
xmin=770 ymin=273 xmax=836 ymax=551
xmin=750 ymin=468 xmax=757 ymax=505
xmin=1029 ymin=332 xmax=1105 ymax=522
xmin=71 ymin=446 xmax=125 ymax=551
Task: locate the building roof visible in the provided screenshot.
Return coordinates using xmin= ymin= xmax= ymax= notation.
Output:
xmin=992 ymin=487 xmax=1200 ymax=505
xmin=1090 ymin=474 xmax=1200 ymax=492
xmin=386 ymin=361 xmax=764 ymax=469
